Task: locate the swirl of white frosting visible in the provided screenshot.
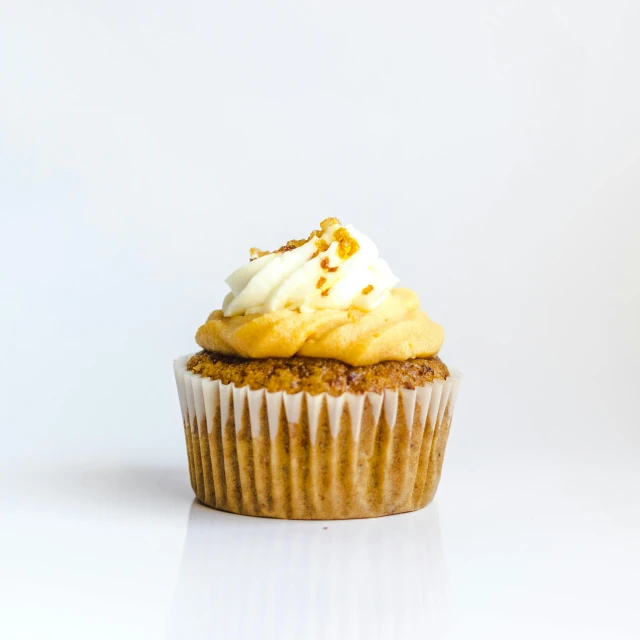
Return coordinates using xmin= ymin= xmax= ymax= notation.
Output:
xmin=222 ymin=222 xmax=399 ymax=317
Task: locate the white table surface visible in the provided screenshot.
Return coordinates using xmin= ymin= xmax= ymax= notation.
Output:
xmin=3 ymin=442 xmax=638 ymax=640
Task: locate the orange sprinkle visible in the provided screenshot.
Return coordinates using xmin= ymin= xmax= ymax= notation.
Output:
xmin=309 ymin=237 xmax=330 ymax=260
xmin=250 ymin=247 xmax=270 ymax=261
xmin=276 ymin=238 xmax=308 ymax=254
xmin=333 ymin=227 xmax=360 ymax=260
xmin=362 ymin=284 xmax=374 ymax=295
xmin=321 ymin=288 xmax=331 ymax=297
xmin=249 ymin=220 xmax=347 ymax=263
xmin=320 ymin=217 xmax=341 ymax=231
xmin=320 ymin=257 xmax=339 ymax=273
xmin=316 ymin=276 xmax=327 ymax=289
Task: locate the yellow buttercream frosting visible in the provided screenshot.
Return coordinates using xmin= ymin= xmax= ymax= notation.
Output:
xmin=195 ymin=288 xmax=444 ymax=367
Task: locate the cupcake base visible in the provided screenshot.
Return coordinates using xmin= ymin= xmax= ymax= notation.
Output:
xmin=174 ymin=356 xmax=460 ymax=520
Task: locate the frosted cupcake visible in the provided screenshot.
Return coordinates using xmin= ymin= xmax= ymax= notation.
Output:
xmin=174 ymin=218 xmax=460 ymax=519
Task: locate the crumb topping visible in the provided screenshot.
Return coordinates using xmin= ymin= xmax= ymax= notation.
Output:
xmin=275 ymin=238 xmax=308 ymax=254
xmin=249 ymin=247 xmax=270 ymax=261
xmin=309 ymin=238 xmax=330 ymax=260
xmin=333 ymin=227 xmax=360 ymax=259
xmin=248 ymin=218 xmax=360 ymax=264
xmin=320 ymin=257 xmax=339 ymax=273
xmin=320 ymin=217 xmax=341 ymax=231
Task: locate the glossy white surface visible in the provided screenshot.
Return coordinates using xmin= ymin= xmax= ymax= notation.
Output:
xmin=3 ymin=450 xmax=639 ymax=640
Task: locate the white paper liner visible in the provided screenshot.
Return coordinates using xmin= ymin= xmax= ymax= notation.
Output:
xmin=174 ymin=353 xmax=461 ymax=520
xmin=174 ymin=356 xmax=460 ymax=444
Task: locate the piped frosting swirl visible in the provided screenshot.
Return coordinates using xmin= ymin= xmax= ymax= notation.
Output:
xmin=223 ymin=219 xmax=398 ymax=316
xmin=196 ymin=218 xmax=445 ymax=366
xmin=197 ymin=288 xmax=444 ymax=367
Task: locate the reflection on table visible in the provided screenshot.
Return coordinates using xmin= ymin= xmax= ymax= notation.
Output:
xmin=168 ymin=500 xmax=448 ymax=640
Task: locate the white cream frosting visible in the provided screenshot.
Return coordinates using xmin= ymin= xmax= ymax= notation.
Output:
xmin=222 ymin=222 xmax=399 ymax=317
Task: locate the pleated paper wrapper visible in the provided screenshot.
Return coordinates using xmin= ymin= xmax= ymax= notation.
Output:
xmin=174 ymin=355 xmax=461 ymax=520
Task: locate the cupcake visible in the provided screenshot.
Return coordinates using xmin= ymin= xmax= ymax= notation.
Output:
xmin=174 ymin=218 xmax=460 ymax=519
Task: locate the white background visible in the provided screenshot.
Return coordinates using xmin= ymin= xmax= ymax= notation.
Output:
xmin=1 ymin=2 xmax=639 ymax=639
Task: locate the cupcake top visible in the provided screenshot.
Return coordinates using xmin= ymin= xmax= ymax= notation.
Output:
xmin=195 ymin=218 xmax=444 ymax=367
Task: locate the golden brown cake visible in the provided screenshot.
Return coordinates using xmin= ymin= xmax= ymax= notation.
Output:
xmin=187 ymin=351 xmax=449 ymax=395
xmin=174 ymin=218 xmax=460 ymax=519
